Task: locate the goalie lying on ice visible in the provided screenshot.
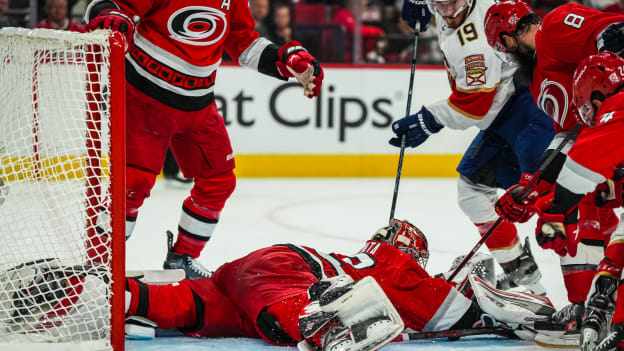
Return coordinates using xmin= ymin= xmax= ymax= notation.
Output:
xmin=1 ymin=221 xmax=555 ymax=350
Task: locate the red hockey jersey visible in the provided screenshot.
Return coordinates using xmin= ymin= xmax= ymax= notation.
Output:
xmin=557 ymin=92 xmax=624 ymax=194
xmin=532 ymin=4 xmax=624 ymax=133
xmin=290 ymin=241 xmax=473 ymax=332
xmin=88 ymin=0 xmax=271 ymax=110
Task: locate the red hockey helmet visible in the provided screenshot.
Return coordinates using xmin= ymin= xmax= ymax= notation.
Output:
xmin=573 ymin=51 xmax=624 ymax=126
xmin=484 ymin=0 xmax=533 ymax=53
xmin=373 ymin=219 xmax=429 ymax=267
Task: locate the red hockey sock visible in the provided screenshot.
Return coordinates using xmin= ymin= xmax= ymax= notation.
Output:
xmin=562 ymin=269 xmax=595 ymax=303
xmin=172 ymin=232 xmax=208 ymax=258
xmin=604 ymin=242 xmax=624 ymax=270
xmin=475 ymin=221 xmax=519 ymax=255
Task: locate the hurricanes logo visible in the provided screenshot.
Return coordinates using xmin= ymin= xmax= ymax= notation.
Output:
xmin=537 ymin=79 xmax=569 ymax=127
xmin=167 ymin=6 xmax=227 ymax=46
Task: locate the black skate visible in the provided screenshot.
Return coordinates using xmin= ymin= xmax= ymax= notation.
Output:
xmin=496 ymin=237 xmax=546 ymax=295
xmin=534 ymin=302 xmax=584 ymax=348
xmin=593 ymin=323 xmax=624 ymax=351
xmin=581 ymin=275 xmax=617 ymax=351
xmin=163 ymin=231 xmax=211 ymax=280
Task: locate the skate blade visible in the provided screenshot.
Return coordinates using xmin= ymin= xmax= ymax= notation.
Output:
xmin=534 ymin=332 xmax=579 ymax=349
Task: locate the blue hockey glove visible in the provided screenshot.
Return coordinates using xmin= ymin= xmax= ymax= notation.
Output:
xmin=389 ymin=106 xmax=443 ymax=148
xmin=597 ymin=22 xmax=624 ymax=56
xmin=402 ymin=0 xmax=432 ymax=32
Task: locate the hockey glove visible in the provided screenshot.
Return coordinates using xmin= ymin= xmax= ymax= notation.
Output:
xmin=495 ymin=173 xmax=553 ymax=223
xmin=535 ymin=193 xmax=579 ymax=257
xmin=86 ymin=9 xmax=134 ymax=51
xmin=597 ymin=22 xmax=624 ymax=56
xmin=402 ymin=0 xmax=432 ymax=32
xmin=594 ymin=168 xmax=624 ymax=208
xmin=276 ymin=41 xmax=324 ymax=98
xmin=389 ymin=106 xmax=443 ymax=148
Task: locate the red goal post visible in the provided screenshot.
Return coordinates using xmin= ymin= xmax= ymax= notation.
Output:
xmin=0 ymin=28 xmax=125 ymax=351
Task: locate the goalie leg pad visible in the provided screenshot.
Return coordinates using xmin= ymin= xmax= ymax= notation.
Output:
xmin=298 ymin=276 xmax=404 ymax=351
xmin=470 ymin=275 xmax=555 ymax=326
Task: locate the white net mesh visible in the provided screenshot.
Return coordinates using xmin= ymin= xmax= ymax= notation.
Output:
xmin=0 ymin=28 xmax=116 ymax=350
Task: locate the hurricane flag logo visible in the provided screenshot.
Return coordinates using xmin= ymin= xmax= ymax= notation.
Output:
xmin=168 ymin=6 xmax=227 ymax=46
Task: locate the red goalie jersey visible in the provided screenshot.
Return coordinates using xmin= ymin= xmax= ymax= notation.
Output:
xmin=532 ymin=4 xmax=624 ymax=133
xmin=86 ymin=0 xmax=273 ymax=110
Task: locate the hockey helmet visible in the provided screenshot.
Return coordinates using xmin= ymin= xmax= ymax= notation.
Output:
xmin=373 ymin=219 xmax=429 ymax=267
xmin=484 ymin=0 xmax=533 ymax=53
xmin=573 ymin=51 xmax=624 ymax=126
xmin=427 ymin=0 xmax=473 ymax=19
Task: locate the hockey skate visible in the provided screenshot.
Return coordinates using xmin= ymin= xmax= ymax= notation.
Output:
xmin=581 ymin=276 xmax=617 ymax=351
xmin=162 ymin=231 xmax=211 ymax=280
xmin=592 ymin=323 xmax=624 ymax=351
xmin=496 ymin=237 xmax=547 ymax=296
xmin=534 ymin=302 xmax=584 ymax=348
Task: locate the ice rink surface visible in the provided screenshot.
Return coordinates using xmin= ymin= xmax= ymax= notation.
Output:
xmin=126 ymin=177 xmax=609 ymax=351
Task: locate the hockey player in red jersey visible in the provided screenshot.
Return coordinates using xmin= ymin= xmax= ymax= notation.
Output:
xmin=484 ymin=2 xmax=624 ymax=344
xmin=84 ymin=0 xmax=324 ymax=279
xmin=121 ymin=219 xmax=554 ymax=350
xmin=532 ymin=51 xmax=624 ymax=351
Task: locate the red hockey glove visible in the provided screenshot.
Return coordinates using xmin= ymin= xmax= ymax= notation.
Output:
xmin=276 ymin=41 xmax=324 ymax=98
xmin=86 ymin=9 xmax=134 ymax=52
xmin=594 ymin=168 xmax=624 ymax=208
xmin=535 ymin=193 xmax=579 ymax=257
xmin=495 ymin=173 xmax=552 ymax=223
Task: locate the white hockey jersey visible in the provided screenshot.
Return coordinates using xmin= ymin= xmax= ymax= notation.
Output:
xmin=426 ymin=0 xmax=517 ymax=130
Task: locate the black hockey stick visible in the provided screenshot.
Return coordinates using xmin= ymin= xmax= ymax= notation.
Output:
xmin=389 ymin=24 xmax=421 ymax=225
xmin=446 ymin=123 xmax=582 ymax=282
xmin=398 ymin=326 xmax=514 ymax=341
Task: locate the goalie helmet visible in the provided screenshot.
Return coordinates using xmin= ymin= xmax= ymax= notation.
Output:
xmin=372 ymin=219 xmax=429 ymax=268
xmin=484 ymin=0 xmax=533 ymax=53
xmin=573 ymin=51 xmax=624 ymax=126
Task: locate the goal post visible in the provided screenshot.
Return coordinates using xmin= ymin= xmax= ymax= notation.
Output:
xmin=0 ymin=28 xmax=126 ymax=351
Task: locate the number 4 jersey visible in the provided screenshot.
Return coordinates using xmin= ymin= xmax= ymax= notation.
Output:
xmin=532 ymin=4 xmax=624 ymax=133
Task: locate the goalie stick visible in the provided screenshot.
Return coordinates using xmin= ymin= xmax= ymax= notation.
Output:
xmin=398 ymin=326 xmax=515 ymax=341
xmin=447 ymin=123 xmax=582 ymax=283
xmin=389 ymin=22 xmax=421 ymax=225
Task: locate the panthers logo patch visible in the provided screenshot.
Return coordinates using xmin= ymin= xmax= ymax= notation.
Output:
xmin=167 ymin=6 xmax=227 ymax=46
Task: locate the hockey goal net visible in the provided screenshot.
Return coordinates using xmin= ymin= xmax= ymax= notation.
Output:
xmin=0 ymin=28 xmax=125 ymax=350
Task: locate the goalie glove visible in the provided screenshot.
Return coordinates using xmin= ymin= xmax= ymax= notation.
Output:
xmin=535 ymin=193 xmax=579 ymax=257
xmin=276 ymin=41 xmax=324 ymax=98
xmin=593 ymin=168 xmax=624 ymax=208
xmin=495 ymin=173 xmax=553 ymax=223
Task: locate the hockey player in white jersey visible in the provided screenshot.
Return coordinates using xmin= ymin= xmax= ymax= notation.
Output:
xmin=392 ymin=0 xmax=555 ymax=294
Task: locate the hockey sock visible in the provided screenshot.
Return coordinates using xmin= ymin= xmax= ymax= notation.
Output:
xmin=475 ymin=221 xmax=521 ymax=264
xmin=173 ymin=197 xmax=221 ymax=258
xmin=604 ymin=242 xmax=624 ymax=270
xmin=125 ymin=278 xmax=197 ymax=329
xmin=562 ymin=268 xmax=595 ymax=303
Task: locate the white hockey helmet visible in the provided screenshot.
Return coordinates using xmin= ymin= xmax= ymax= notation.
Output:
xmin=427 ymin=0 xmax=473 ymax=19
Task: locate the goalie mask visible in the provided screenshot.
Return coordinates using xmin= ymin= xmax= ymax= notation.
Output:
xmin=573 ymin=51 xmax=624 ymax=126
xmin=372 ymin=219 xmax=429 ymax=268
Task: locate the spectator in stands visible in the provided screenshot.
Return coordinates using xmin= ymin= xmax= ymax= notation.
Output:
xmin=333 ymin=0 xmax=385 ymax=62
xmin=36 ymin=0 xmax=84 ymax=32
xmin=268 ymin=3 xmax=295 ymax=46
xmin=604 ymin=0 xmax=624 ymax=14
xmin=0 ymin=0 xmax=13 ymax=28
xmin=251 ymin=0 xmax=270 ymax=38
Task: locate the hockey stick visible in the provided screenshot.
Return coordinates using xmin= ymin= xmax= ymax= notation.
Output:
xmin=389 ymin=24 xmax=421 ymax=225
xmin=446 ymin=123 xmax=582 ymax=282
xmin=398 ymin=326 xmax=514 ymax=341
